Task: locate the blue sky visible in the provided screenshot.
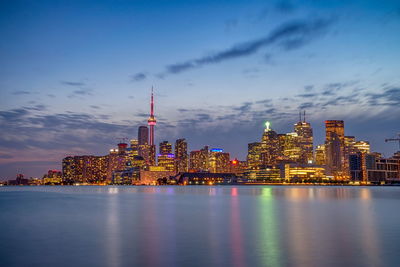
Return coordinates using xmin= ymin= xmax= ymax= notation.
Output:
xmin=0 ymin=0 xmax=400 ymax=178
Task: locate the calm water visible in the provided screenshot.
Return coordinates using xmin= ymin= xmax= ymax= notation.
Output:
xmin=1 ymin=186 xmax=399 ymax=267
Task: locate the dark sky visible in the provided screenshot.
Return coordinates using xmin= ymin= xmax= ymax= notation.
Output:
xmin=1 ymin=0 xmax=400 ymax=179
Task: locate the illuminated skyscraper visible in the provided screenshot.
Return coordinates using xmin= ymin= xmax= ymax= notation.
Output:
xmin=189 ymin=146 xmax=209 ymax=172
xmin=294 ymin=111 xmax=313 ymax=164
xmin=280 ymin=132 xmax=301 ymax=162
xmin=261 ymin=121 xmax=280 ymax=165
xmin=315 ymin=144 xmax=326 ymax=166
xmin=209 ymin=148 xmax=230 ymax=173
xmin=247 ymin=142 xmax=263 ymax=169
xmin=138 ymin=126 xmax=148 ymax=146
xmin=157 ymin=153 xmax=175 ymax=171
xmin=325 ymin=120 xmax=346 ymax=179
xmin=159 ymin=141 xmax=172 ymax=155
xmin=175 ymin=138 xmax=188 ymax=173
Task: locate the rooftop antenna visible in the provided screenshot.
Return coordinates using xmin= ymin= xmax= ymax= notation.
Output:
xmin=304 ymin=110 xmax=306 ymax=123
xmin=299 ymin=110 xmax=302 ymax=122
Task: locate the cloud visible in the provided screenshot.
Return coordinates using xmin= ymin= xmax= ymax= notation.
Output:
xmin=131 ymin=72 xmax=147 ymax=82
xmin=297 ymin=93 xmax=318 ymax=98
xmin=367 ymin=86 xmax=400 ymax=106
xmin=0 ymin=153 xmax=13 ymax=159
xmin=164 ymin=18 xmax=332 ymax=74
xmin=12 ymin=91 xmax=31 ymax=95
xmin=60 ymin=81 xmax=86 ymax=87
xmin=68 ymin=89 xmax=93 ymax=98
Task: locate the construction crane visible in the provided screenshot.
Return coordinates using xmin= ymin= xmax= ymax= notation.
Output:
xmin=385 ymin=133 xmax=400 ymax=149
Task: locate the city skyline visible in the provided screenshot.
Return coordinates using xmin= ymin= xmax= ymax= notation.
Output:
xmin=1 ymin=0 xmax=400 ymax=178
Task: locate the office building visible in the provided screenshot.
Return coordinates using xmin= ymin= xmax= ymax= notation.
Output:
xmin=175 ymin=138 xmax=188 ymax=173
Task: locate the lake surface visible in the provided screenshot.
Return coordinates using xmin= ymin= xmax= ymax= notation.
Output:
xmin=1 ymin=186 xmax=399 ymax=267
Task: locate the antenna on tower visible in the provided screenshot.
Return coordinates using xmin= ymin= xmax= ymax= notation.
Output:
xmin=304 ymin=110 xmax=306 ymax=122
xmin=299 ymin=110 xmax=302 ymax=122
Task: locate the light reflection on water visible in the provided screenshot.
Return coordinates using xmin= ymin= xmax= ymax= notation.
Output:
xmin=1 ymin=186 xmax=399 ymax=267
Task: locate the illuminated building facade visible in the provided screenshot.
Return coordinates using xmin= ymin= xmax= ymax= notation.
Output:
xmin=261 ymin=122 xmax=280 ymax=165
xmin=280 ymin=132 xmax=301 ymax=162
xmin=247 ymin=142 xmax=263 ymax=169
xmin=130 ymin=139 xmax=139 ymax=156
xmin=175 ymin=138 xmax=188 ymax=173
xmin=229 ymin=159 xmax=247 ymax=176
xmin=354 ymin=141 xmax=370 ymax=154
xmin=140 ymin=169 xmax=176 ymax=185
xmin=294 ymin=113 xmax=313 ymax=163
xmin=176 ymin=172 xmax=237 ymax=185
xmin=159 ymin=141 xmax=172 ymax=155
xmin=350 ymin=153 xmax=400 ymax=183
xmin=157 ymin=153 xmax=175 ymax=171
xmin=209 ymin=148 xmax=230 ymax=173
xmin=315 ymin=144 xmax=326 ymax=166
xmin=325 ymin=120 xmax=346 ymax=179
xmin=43 ymin=170 xmax=62 ymax=184
xmin=282 ymin=164 xmax=326 ymax=181
xmin=243 ymin=167 xmax=281 ymax=182
xmin=107 ymin=146 xmax=130 ymax=181
xmin=189 ymin=146 xmax=210 ymax=172
xmin=112 ymin=167 xmax=140 ymax=185
xmin=62 ymin=155 xmax=108 ymax=184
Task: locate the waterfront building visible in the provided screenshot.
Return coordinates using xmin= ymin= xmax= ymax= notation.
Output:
xmin=176 ymin=172 xmax=237 ymax=185
xmin=350 ymin=153 xmax=400 ymax=183
xmin=247 ymin=142 xmax=263 ymax=169
xmin=140 ymin=169 xmax=176 ymax=185
xmin=229 ymin=159 xmax=247 ymax=176
xmin=325 ymin=120 xmax=346 ymax=179
xmin=189 ymin=146 xmax=210 ymax=172
xmin=282 ymin=164 xmax=326 ymax=181
xmin=62 ymin=155 xmax=108 ymax=184
xmin=243 ymin=167 xmax=281 ymax=182
xmin=209 ymin=148 xmax=230 ymax=173
xmin=175 ymin=138 xmax=188 ymax=173
xmin=107 ymin=145 xmax=130 ymax=182
xmin=112 ymin=167 xmax=140 ymax=185
xmin=157 ymin=153 xmax=175 ymax=171
xmin=43 ymin=170 xmax=62 ymax=184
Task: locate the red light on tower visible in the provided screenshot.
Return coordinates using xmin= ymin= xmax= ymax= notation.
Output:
xmin=232 ymin=159 xmax=238 ymax=165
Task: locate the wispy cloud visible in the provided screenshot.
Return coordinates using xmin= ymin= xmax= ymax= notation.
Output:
xmin=164 ymin=18 xmax=332 ymax=75
xmin=12 ymin=91 xmax=31 ymax=95
xmin=130 ymin=72 xmax=147 ymax=82
xmin=60 ymin=81 xmax=86 ymax=87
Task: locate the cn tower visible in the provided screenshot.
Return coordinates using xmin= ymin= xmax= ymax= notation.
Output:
xmin=147 ymin=87 xmax=156 ymax=146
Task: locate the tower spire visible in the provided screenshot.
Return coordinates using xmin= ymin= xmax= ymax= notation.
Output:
xmin=304 ymin=110 xmax=306 ymax=123
xmin=151 ymin=86 xmax=154 ymax=116
xmin=148 ymin=86 xmax=157 ymax=146
xmin=299 ymin=110 xmax=302 ymax=123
